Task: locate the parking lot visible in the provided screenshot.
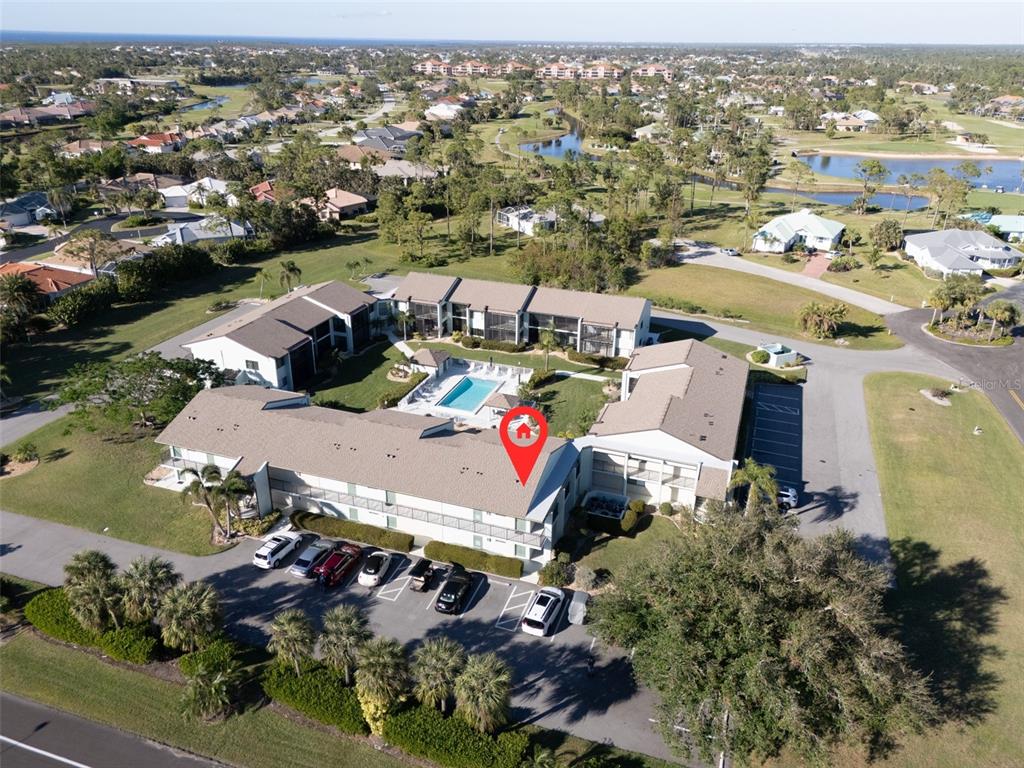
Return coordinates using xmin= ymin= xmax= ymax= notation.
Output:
xmin=205 ymin=536 xmax=668 ymax=761
xmin=747 ymin=382 xmax=804 ymax=493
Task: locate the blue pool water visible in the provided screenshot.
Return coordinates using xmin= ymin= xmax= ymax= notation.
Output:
xmin=438 ymin=376 xmax=498 ymax=412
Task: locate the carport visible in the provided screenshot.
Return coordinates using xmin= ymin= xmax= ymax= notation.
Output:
xmin=747 ymin=383 xmax=803 ymax=491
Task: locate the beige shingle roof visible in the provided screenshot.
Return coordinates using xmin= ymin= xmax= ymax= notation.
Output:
xmin=449 ymin=278 xmax=534 ymax=314
xmin=590 ymin=340 xmax=747 ymax=461
xmin=156 ymin=388 xmax=571 ymax=518
xmin=528 ymin=286 xmax=648 ymax=328
xmin=393 ymin=272 xmax=459 ymax=304
xmin=411 ymin=348 xmax=450 ymax=367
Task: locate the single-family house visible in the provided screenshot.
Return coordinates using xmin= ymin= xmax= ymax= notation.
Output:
xmin=496 ymin=205 xmax=605 ymax=237
xmin=151 ymin=217 xmax=251 ymax=247
xmin=578 ymin=339 xmax=747 ymax=510
xmin=298 ymin=188 xmax=370 ymax=220
xmin=0 ymin=192 xmax=57 ymax=225
xmin=159 ymin=177 xmax=238 ymax=208
xmin=904 ymin=229 xmax=1022 ymax=277
xmin=335 ymin=144 xmax=393 ymax=169
xmin=352 ymin=125 xmax=421 ymax=156
xmin=183 ymin=281 xmax=381 ymax=390
xmin=986 ymin=215 xmax=1024 ymax=242
xmin=371 ymin=159 xmax=438 ymax=186
xmin=126 ymin=132 xmax=186 ymax=154
xmin=852 ymin=109 xmax=881 ymax=126
xmin=0 ymin=262 xmax=93 ymax=303
xmin=752 ymin=209 xmax=845 ymax=253
xmin=60 ymin=139 xmax=114 ymax=157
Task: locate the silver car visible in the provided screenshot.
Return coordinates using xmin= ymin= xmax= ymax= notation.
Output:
xmin=288 ymin=538 xmax=333 ymax=578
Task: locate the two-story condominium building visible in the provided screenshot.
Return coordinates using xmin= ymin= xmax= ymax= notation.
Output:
xmin=452 ymin=60 xmax=492 ymax=77
xmin=633 ymin=63 xmax=674 ymax=82
xmin=183 ymin=281 xmax=381 ymax=390
xmin=579 ymin=62 xmax=623 ymax=80
xmin=536 ymin=63 xmax=580 ymax=80
xmin=412 ymin=59 xmax=453 ymax=76
xmin=156 ymin=387 xmax=581 ymax=567
xmin=391 ymin=273 xmax=652 ymax=358
xmin=577 ymin=339 xmax=747 ymax=509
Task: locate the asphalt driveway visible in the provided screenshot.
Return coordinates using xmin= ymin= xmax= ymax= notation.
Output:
xmin=747 ymin=383 xmax=803 ymax=492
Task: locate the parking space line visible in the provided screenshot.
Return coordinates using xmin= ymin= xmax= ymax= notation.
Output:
xmin=495 ymin=585 xmax=534 ymax=631
xmin=375 ymin=574 xmax=411 ymax=602
xmin=754 ymin=426 xmax=801 ymax=439
xmin=458 ymin=576 xmax=487 ymax=621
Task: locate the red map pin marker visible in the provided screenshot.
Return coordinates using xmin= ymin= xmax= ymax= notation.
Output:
xmin=499 ymin=405 xmax=548 ymax=486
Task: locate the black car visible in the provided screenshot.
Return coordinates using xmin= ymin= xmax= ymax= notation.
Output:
xmin=434 ymin=565 xmax=473 ymax=614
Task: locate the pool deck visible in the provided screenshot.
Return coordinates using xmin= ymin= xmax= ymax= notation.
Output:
xmin=396 ymin=358 xmax=534 ymax=428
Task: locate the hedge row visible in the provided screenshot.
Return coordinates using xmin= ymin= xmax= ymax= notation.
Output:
xmin=566 ymin=348 xmax=628 ymax=370
xmin=179 ymin=636 xmax=238 ymax=678
xmin=377 ymin=372 xmax=427 ymax=408
xmin=642 ymin=294 xmax=707 ymax=316
xmin=382 ymin=705 xmax=528 ymax=768
xmin=23 ymin=588 xmax=158 ymax=664
xmin=290 ymin=512 xmax=415 ymax=552
xmin=262 ymin=664 xmax=368 ymax=735
xmin=460 ymin=336 xmax=527 ymax=353
xmin=423 ymin=541 xmax=523 ymax=579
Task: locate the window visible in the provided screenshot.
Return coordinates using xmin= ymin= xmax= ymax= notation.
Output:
xmin=245 ymin=360 xmax=260 ymax=371
xmin=205 ymin=453 xmax=216 ymax=466
xmin=347 ymin=483 xmax=357 ymax=496
xmin=473 ymin=509 xmax=483 ymax=523
xmin=386 ymin=515 xmax=397 ymax=529
xmin=348 ymin=507 xmax=358 ymax=521
xmin=385 ymin=490 xmax=396 ymax=505
xmin=515 ymin=518 xmax=531 ymax=533
xmin=472 ymin=535 xmax=483 ymax=549
xmin=170 ymin=446 xmax=181 ymax=458
xmin=514 ymin=544 xmax=527 ymax=558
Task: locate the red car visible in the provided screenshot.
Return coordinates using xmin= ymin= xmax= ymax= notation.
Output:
xmin=312 ymin=542 xmax=363 ymax=588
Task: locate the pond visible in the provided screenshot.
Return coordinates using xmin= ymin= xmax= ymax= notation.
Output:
xmin=519 ymin=115 xmax=597 ymax=160
xmin=181 ymin=95 xmax=229 ymax=112
xmin=799 ymin=153 xmax=1024 ymax=192
xmin=765 ymin=187 xmax=930 ymax=210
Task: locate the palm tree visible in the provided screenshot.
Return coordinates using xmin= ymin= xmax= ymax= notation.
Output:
xmin=267 ymin=608 xmax=315 ymax=675
xmin=355 ymin=637 xmax=411 ymax=735
xmin=120 ymin=555 xmax=181 ymax=624
xmin=412 ymin=637 xmax=466 ymax=714
xmin=797 ymin=300 xmax=847 ymax=339
xmin=214 ymin=469 xmax=252 ymax=539
xmin=395 ymin=310 xmax=412 ymax=341
xmin=0 ymin=274 xmax=43 ymax=321
xmin=255 ymin=268 xmax=272 ymax=300
xmin=180 ymin=464 xmax=227 ymax=539
xmin=927 ymin=287 xmax=953 ymax=326
xmin=521 ymin=745 xmax=558 ymax=768
xmin=728 ymin=457 xmax=779 ymax=515
xmin=279 ymin=260 xmax=302 ymax=292
xmin=454 ymin=652 xmax=511 ymax=734
xmin=47 ymin=186 xmax=72 ymax=227
xmin=983 ymin=299 xmax=1019 ymax=341
xmin=320 ymin=605 xmax=371 ymax=685
xmin=180 ymin=660 xmax=241 ymax=722
xmin=158 ymin=581 xmax=221 ymax=652
xmin=538 ymin=327 xmax=557 ymax=372
xmin=64 ymin=549 xmax=121 ymax=631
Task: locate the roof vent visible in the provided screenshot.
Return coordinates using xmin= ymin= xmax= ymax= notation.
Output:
xmin=699 ymin=435 xmax=707 ymax=442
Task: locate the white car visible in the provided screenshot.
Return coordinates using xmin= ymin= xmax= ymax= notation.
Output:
xmin=357 ymin=550 xmax=393 ymax=587
xmin=777 ymin=487 xmax=799 ymax=512
xmin=252 ymin=532 xmax=302 ymax=569
xmin=521 ymin=587 xmax=565 ymax=637
xmin=722 ymin=248 xmax=740 ymax=257
xmin=567 ymin=590 xmax=589 ymax=625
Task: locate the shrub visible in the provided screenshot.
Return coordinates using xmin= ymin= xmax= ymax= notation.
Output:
xmin=565 ymin=349 xmax=627 ymax=370
xmin=180 ymin=636 xmax=239 ymax=678
xmin=479 ymin=339 xmax=526 ymax=353
xmin=208 ymin=300 xmax=236 ymax=313
xmin=658 ymin=502 xmax=674 ymax=516
xmin=291 ymin=512 xmax=414 ymax=552
xmin=870 ymin=218 xmax=904 ymax=251
xmin=24 ymin=588 xmax=98 ymax=646
xmin=382 ymin=704 xmax=528 ymax=768
xmin=621 ymin=501 xmax=644 ymax=533
xmin=423 ymin=541 xmax=523 ymax=579
xmin=574 ymin=564 xmax=598 ymax=591
xmin=451 ymin=330 xmax=463 ymax=343
xmin=121 ymin=214 xmax=160 ymax=228
xmin=48 ymin=277 xmax=117 ymax=327
xmin=461 ymin=335 xmax=482 ymax=349
xmin=750 ymin=349 xmax=770 ymax=365
xmin=99 ymin=624 xmax=158 ymax=664
xmin=377 ymin=372 xmax=427 ymax=408
xmin=643 ymin=294 xmax=706 ymax=315
xmin=781 ymin=253 xmax=799 ymax=264
xmin=827 ymin=255 xmax=860 ymax=272
xmin=230 ymin=510 xmax=281 ymax=538
xmin=262 ymin=664 xmax=368 ymax=735
xmin=538 ymin=558 xmax=573 ymax=587
xmin=927 ymin=387 xmax=952 ymax=400
xmin=525 ymin=370 xmax=557 ymax=390
xmin=11 ymin=442 xmax=38 ymax=463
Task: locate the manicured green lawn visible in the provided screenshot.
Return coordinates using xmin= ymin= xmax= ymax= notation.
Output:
xmin=822 ymin=256 xmax=939 ymax=308
xmin=859 ymin=373 xmax=1024 ymax=768
xmin=408 ymin=340 xmax=610 ymax=375
xmin=740 ymin=250 xmax=808 ymax=273
xmin=578 ymin=515 xmax=680 ymax=581
xmin=311 ymin=342 xmax=413 ymax=411
xmin=0 ymin=633 xmax=406 ymax=768
xmin=534 ymin=375 xmax=608 ymax=437
xmin=0 ymin=416 xmax=222 ymax=556
xmin=630 ymin=263 xmax=902 ymax=350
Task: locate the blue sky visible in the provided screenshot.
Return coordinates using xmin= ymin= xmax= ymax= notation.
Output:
xmin=3 ymin=1 xmax=1023 ymax=45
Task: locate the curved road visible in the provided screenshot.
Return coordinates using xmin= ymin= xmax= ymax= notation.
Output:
xmin=1 ymin=211 xmax=202 ymax=265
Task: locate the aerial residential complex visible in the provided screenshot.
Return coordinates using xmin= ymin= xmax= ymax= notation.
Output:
xmin=391 ymin=272 xmax=652 ymax=357
xmin=155 ymin=337 xmax=747 ymax=570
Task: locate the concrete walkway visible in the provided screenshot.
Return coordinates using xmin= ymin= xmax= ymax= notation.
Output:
xmin=686 ymin=250 xmax=907 ymax=315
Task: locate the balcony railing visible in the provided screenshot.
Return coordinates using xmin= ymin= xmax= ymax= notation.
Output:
xmin=271 ymin=479 xmax=546 ymax=548
xmin=161 ymin=450 xmax=220 ymax=475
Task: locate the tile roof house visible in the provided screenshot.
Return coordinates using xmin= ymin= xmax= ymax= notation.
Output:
xmin=0 ymin=262 xmax=93 ymax=302
xmin=182 ymin=281 xmax=382 ymax=390
xmin=752 ymin=208 xmax=844 ymax=253
xmin=126 ymin=132 xmax=186 ymax=154
xmin=335 ymin=144 xmax=394 ymax=169
xmin=904 ymin=229 xmax=1022 ymax=277
xmin=297 ymin=188 xmax=370 ymax=220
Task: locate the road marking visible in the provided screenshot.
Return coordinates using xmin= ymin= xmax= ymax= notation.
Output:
xmin=495 ymin=585 xmax=534 ymax=631
xmin=376 ymin=574 xmax=411 ymax=602
xmin=589 ymin=636 xmax=597 ymax=652
xmin=756 ymin=402 xmax=801 ymax=416
xmin=0 ymin=736 xmax=93 ymax=768
xmin=458 ymin=576 xmax=487 ymax=621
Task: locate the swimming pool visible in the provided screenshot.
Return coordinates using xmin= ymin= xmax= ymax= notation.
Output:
xmin=437 ymin=376 xmax=498 ymax=412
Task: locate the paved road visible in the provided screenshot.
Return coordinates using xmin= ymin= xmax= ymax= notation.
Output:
xmin=887 ymin=308 xmax=1024 ymax=443
xmin=0 ymin=402 xmax=70 ymax=446
xmin=149 ymin=300 xmax=264 ymax=360
xmin=1 ymin=212 xmax=202 ymax=264
xmin=651 ymin=309 xmax=963 ymax=561
xmin=0 ymin=511 xmax=676 ymax=764
xmin=683 ymin=249 xmax=907 ymax=315
xmin=265 ymin=97 xmax=401 ymax=153
xmin=0 ymin=693 xmax=214 ymax=768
